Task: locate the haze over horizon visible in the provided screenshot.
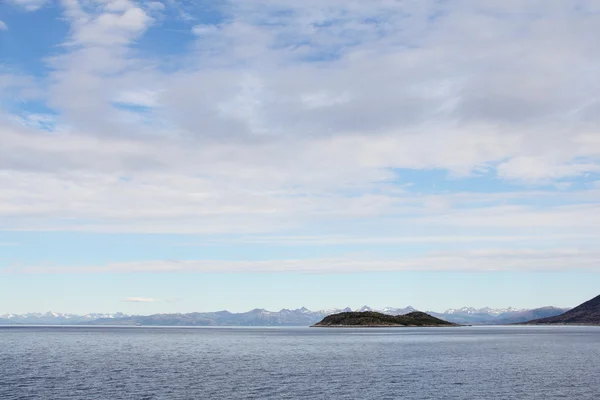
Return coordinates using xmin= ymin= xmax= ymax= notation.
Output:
xmin=1 ymin=0 xmax=600 ymax=315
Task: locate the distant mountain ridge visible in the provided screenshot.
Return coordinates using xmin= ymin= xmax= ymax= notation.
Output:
xmin=0 ymin=305 xmax=568 ymax=326
xmin=0 ymin=312 xmax=128 ymax=325
xmin=429 ymin=306 xmax=569 ymax=325
xmin=525 ymin=294 xmax=600 ymax=325
xmin=444 ymin=307 xmax=524 ymax=316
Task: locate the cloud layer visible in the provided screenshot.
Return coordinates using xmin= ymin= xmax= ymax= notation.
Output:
xmin=9 ymin=248 xmax=600 ymax=274
xmin=1 ymin=0 xmax=600 ymax=273
xmin=122 ymin=297 xmax=159 ymax=303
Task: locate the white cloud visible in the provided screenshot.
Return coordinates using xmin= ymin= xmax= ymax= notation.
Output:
xmin=146 ymin=2 xmax=165 ymax=12
xmin=301 ymin=91 xmax=352 ymax=109
xmin=1 ymin=119 xmax=600 ymax=235
xmin=0 ymin=73 xmax=41 ymax=100
xmin=0 ymin=21 xmax=8 ymax=31
xmin=113 ymin=90 xmax=159 ymax=107
xmin=10 ymin=248 xmax=600 ymax=274
xmin=9 ymin=0 xmax=47 ymax=11
xmin=57 ymin=0 xmax=154 ymax=47
xmin=421 ymin=203 xmax=600 ymax=229
xmin=74 ymin=7 xmax=154 ymax=46
xmin=2 ymin=0 xmax=600 ymax=237
xmin=104 ymin=0 xmax=133 ymax=12
xmin=122 ymin=297 xmax=160 ymax=302
xmin=497 ymin=157 xmax=600 ymax=182
xmin=191 ymin=24 xmax=219 ymax=36
xmin=175 ymin=233 xmax=597 ymax=247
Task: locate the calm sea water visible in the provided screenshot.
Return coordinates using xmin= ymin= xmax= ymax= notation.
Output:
xmin=1 ymin=326 xmax=599 ymax=399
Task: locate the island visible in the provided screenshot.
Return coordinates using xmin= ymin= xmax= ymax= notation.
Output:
xmin=311 ymin=311 xmax=458 ymax=327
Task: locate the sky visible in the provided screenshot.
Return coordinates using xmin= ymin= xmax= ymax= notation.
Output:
xmin=1 ymin=0 xmax=600 ymax=315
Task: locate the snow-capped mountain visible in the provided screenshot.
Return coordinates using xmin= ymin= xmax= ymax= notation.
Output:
xmin=0 ymin=312 xmax=129 ymax=324
xmin=443 ymin=307 xmax=525 ymax=316
xmin=0 ymin=305 xmax=568 ymax=326
xmin=380 ymin=306 xmax=417 ymax=315
xmin=337 ymin=305 xmax=417 ymax=315
xmin=429 ymin=306 xmax=568 ymax=325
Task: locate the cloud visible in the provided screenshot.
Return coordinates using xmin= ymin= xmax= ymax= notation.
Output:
xmin=8 ymin=0 xmax=47 ymax=11
xmin=0 ymin=73 xmax=42 ymax=99
xmin=175 ymin=233 xmax=599 ymax=247
xmin=146 ymin=2 xmax=165 ymax=12
xmin=62 ymin=1 xmax=154 ymax=46
xmin=1 ymin=0 xmax=600 ymax=237
xmin=497 ymin=157 xmax=600 ymax=182
xmin=0 ymin=21 xmax=7 ymax=31
xmin=191 ymin=24 xmax=219 ymax=36
xmin=104 ymin=0 xmax=134 ymax=12
xmin=113 ymin=90 xmax=159 ymax=108
xmin=9 ymin=248 xmax=600 ymax=274
xmin=1 ymin=123 xmax=600 ymax=234
xmin=122 ymin=297 xmax=159 ymax=302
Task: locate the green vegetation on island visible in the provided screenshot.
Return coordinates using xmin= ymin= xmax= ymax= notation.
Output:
xmin=312 ymin=311 xmax=458 ymax=327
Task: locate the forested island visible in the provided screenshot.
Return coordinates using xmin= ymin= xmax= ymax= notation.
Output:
xmin=312 ymin=311 xmax=458 ymax=327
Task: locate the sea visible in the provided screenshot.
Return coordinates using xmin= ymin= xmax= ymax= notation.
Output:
xmin=1 ymin=325 xmax=599 ymax=399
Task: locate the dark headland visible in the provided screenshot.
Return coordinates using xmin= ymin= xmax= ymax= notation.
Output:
xmin=523 ymin=293 xmax=600 ymax=325
xmin=312 ymin=311 xmax=458 ymax=327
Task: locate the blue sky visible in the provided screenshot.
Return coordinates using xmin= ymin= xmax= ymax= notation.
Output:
xmin=1 ymin=0 xmax=600 ymax=314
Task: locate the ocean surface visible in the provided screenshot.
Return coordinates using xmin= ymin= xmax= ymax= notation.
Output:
xmin=1 ymin=325 xmax=599 ymax=399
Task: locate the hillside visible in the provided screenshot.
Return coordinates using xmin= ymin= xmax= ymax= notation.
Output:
xmin=525 ymin=294 xmax=600 ymax=325
xmin=312 ymin=311 xmax=457 ymax=327
xmin=493 ymin=307 xmax=568 ymax=325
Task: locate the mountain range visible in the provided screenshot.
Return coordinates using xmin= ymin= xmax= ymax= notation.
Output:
xmin=525 ymin=294 xmax=600 ymax=325
xmin=0 ymin=312 xmax=127 ymax=325
xmin=0 ymin=305 xmax=569 ymax=326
